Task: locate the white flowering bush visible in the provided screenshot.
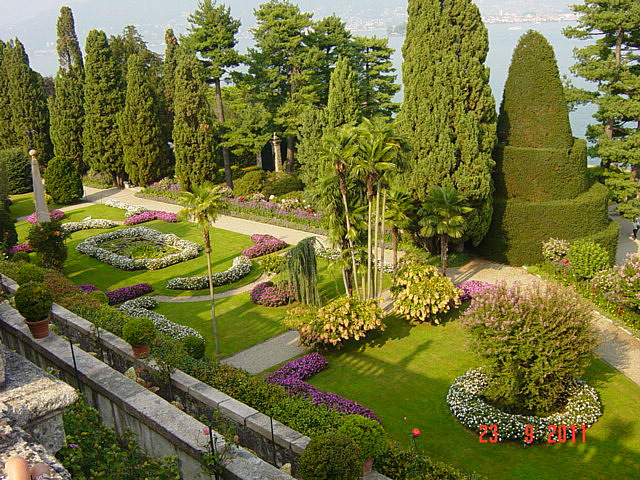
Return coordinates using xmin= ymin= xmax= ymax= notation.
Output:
xmin=76 ymin=226 xmax=200 ymax=270
xmin=104 ymin=199 xmax=149 ymax=218
xmin=447 ymin=368 xmax=602 ymax=443
xmin=117 ymin=296 xmax=203 ymax=341
xmin=166 ymin=255 xmax=252 ymax=290
xmin=61 ymin=219 xmax=119 ymax=233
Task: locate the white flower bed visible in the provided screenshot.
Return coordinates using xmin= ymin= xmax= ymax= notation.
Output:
xmin=61 ymin=219 xmax=119 ymax=233
xmin=166 ymin=255 xmax=252 ymax=290
xmin=76 ymin=226 xmax=200 ymax=270
xmin=447 ymin=368 xmax=602 ymax=443
xmin=117 ymin=297 xmax=203 ymax=341
xmin=104 ymin=199 xmax=149 ymax=218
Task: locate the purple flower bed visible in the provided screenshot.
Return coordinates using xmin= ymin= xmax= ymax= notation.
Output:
xmin=265 ymin=353 xmax=380 ymax=422
xmin=457 ymin=280 xmax=495 ymax=302
xmin=10 ymin=242 xmax=33 ymax=253
xmin=105 ymin=283 xmax=154 ymax=305
xmin=242 ymin=234 xmax=287 ymax=258
xmin=250 ymin=281 xmax=295 ymax=307
xmin=27 ymin=209 xmax=65 ymax=224
xmin=79 ymin=284 xmax=99 ymax=294
xmin=124 ymin=210 xmax=178 ymax=225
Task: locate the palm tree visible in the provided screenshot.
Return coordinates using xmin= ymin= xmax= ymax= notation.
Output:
xmin=178 ymin=183 xmax=225 ymax=355
xmin=418 ymin=186 xmax=472 ymax=277
xmin=385 ymin=188 xmax=414 ymax=271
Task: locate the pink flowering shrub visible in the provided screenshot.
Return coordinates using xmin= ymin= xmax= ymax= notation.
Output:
xmin=26 ymin=209 xmax=65 ymax=224
xmin=591 ymin=253 xmax=640 ymax=310
xmin=463 ymin=281 xmax=596 ymax=415
xmin=10 ymin=242 xmax=33 ymax=253
xmin=124 ymin=210 xmax=178 ymax=225
xmin=250 ymin=281 xmax=295 ymax=307
xmin=242 ymin=234 xmax=287 ymax=258
xmin=456 ymin=280 xmax=494 ymax=302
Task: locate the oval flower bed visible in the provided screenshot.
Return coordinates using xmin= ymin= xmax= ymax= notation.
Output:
xmin=76 ymin=226 xmax=200 ymax=271
xmin=61 ymin=219 xmax=119 ymax=233
xmin=166 ymin=255 xmax=252 ymax=290
xmin=446 ymin=368 xmax=602 ymax=443
xmin=250 ymin=281 xmax=295 ymax=307
xmin=27 ymin=209 xmax=65 ymax=224
xmin=124 ymin=210 xmax=178 ymax=225
xmin=242 ymin=234 xmax=287 ymax=258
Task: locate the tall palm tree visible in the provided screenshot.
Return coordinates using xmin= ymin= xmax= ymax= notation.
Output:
xmin=385 ymin=188 xmax=414 ymax=271
xmin=418 ymin=186 xmax=472 ymax=277
xmin=178 ymin=183 xmax=225 ymax=355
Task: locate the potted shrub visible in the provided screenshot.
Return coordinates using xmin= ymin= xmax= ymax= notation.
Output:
xmin=14 ymin=281 xmax=54 ymax=338
xmin=337 ymin=414 xmax=388 ymax=476
xmin=122 ymin=317 xmax=157 ymax=359
xmin=298 ymin=432 xmax=362 ymax=480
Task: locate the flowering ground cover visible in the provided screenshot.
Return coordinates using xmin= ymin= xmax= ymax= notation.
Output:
xmin=308 ymin=312 xmax=640 ymax=480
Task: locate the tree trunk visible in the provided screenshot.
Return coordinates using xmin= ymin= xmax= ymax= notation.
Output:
xmin=367 ymin=196 xmax=373 ymax=299
xmin=256 ymin=150 xmax=263 ymax=169
xmin=286 ymin=136 xmax=295 ymax=173
xmin=392 ymin=227 xmax=399 ymax=272
xmin=378 ymin=189 xmax=386 ymax=298
xmin=203 ymin=229 xmax=219 ymax=355
xmin=441 ymin=234 xmax=449 ymax=277
xmin=337 ymin=167 xmax=360 ymax=298
xmin=214 ymin=78 xmax=233 ymax=190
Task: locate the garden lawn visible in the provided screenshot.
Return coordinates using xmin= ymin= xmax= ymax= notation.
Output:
xmin=154 ymin=295 xmax=289 ymax=358
xmin=9 ymin=192 xmax=64 ymax=220
xmin=309 ymin=313 xmax=640 ymax=480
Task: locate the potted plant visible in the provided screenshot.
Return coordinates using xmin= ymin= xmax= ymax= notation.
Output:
xmin=337 ymin=415 xmax=388 ymax=476
xmin=122 ymin=317 xmax=157 ymax=359
xmin=14 ymin=281 xmax=54 ymax=338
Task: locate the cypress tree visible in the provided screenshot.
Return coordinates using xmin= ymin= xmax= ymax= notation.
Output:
xmin=325 ymin=56 xmax=360 ymax=129
xmin=172 ymin=54 xmax=215 ymax=191
xmin=49 ymin=6 xmax=85 ymax=172
xmin=0 ymin=40 xmax=17 ymax=148
xmin=497 ymin=31 xmax=572 ymax=149
xmin=5 ymin=39 xmax=53 ymax=162
xmin=44 ymin=156 xmax=83 ymax=204
xmin=161 ymin=29 xmax=179 ymax=140
xmin=398 ymin=0 xmax=496 ymax=246
xmin=83 ymin=30 xmax=125 ymax=185
xmin=119 ymin=54 xmax=171 ymax=187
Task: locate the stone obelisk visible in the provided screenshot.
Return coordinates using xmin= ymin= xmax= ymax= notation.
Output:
xmin=29 ymin=148 xmax=50 ymax=224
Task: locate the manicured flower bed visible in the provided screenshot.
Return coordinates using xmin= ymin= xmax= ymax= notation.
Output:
xmin=456 ymin=280 xmax=494 ymax=302
xmin=78 ymin=282 xmax=154 ymax=304
xmin=447 ymin=368 xmax=602 ymax=443
xmin=117 ymin=296 xmax=203 ymax=340
xmin=26 ymin=209 xmax=65 ymax=224
xmin=266 ymin=353 xmax=380 ymax=422
xmin=124 ymin=210 xmax=178 ymax=225
xmin=61 ymin=219 xmax=119 ymax=233
xmin=104 ymin=199 xmax=149 ymax=218
xmin=10 ymin=242 xmax=32 ymax=253
xmin=250 ymin=281 xmax=295 ymax=307
xmin=76 ymin=226 xmax=200 ymax=271
xmin=242 ymin=234 xmax=287 ymax=258
xmin=166 ymin=255 xmax=252 ymax=290
xmin=224 ymin=197 xmax=323 ymax=227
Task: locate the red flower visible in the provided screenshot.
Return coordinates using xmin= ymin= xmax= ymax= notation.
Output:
xmin=202 ymin=427 xmax=210 ymax=435
xmin=412 ymin=428 xmax=421 ymax=437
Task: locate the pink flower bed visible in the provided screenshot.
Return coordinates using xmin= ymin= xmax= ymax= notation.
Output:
xmin=27 ymin=209 xmax=65 ymax=224
xmin=250 ymin=281 xmax=295 ymax=307
xmin=242 ymin=234 xmax=287 ymax=258
xmin=124 ymin=210 xmax=178 ymax=225
xmin=10 ymin=242 xmax=33 ymax=253
xmin=79 ymin=282 xmax=154 ymax=305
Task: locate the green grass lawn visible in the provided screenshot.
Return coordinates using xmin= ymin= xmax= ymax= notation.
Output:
xmin=308 ymin=313 xmax=640 ymax=480
xmin=9 ymin=192 xmax=64 ymax=220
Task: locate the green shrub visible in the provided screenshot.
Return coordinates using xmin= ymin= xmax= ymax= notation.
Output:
xmin=89 ymin=290 xmax=109 ymax=304
xmin=11 ymin=251 xmax=30 ymax=263
xmin=337 ymin=414 xmax=387 ymax=460
xmin=262 ymin=172 xmax=304 ymax=197
xmin=567 ymin=239 xmax=611 ymax=280
xmin=298 ymin=432 xmax=362 ymax=480
xmin=82 ymin=169 xmax=113 ymax=188
xmin=0 ymin=209 xmax=17 ymax=253
xmin=233 ymin=170 xmax=266 ymax=197
xmin=391 ymin=264 xmax=461 ymax=323
xmin=182 ymin=335 xmax=205 ymax=359
xmin=27 ymin=219 xmax=68 ymax=270
xmin=0 ymin=148 xmax=32 ymax=194
xmin=15 ymin=263 xmax=44 ymax=285
xmin=463 ymin=281 xmax=596 ymax=415
xmin=44 ymin=156 xmax=84 ymax=204
xmin=67 ymin=302 xmax=130 ymax=337
xmin=278 ymin=190 xmax=305 ymax=202
xmin=258 ymin=253 xmax=286 ymax=273
xmin=122 ymin=317 xmax=157 ymax=346
xmin=14 ymin=282 xmax=53 ymax=322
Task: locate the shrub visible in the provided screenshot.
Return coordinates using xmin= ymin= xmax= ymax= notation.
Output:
xmin=463 ymin=281 xmax=596 ymax=415
xmin=122 ymin=317 xmax=157 ymax=346
xmin=337 ymin=415 xmax=387 ymax=460
xmin=10 ymin=251 xmax=30 ymax=263
xmin=89 ymin=290 xmax=109 ymax=304
xmin=258 ymin=253 xmax=286 ymax=273
xmin=391 ymin=264 xmax=460 ymax=323
xmin=0 ymin=208 xmax=17 ymax=253
xmin=82 ymin=169 xmax=113 ymax=188
xmin=591 ymin=253 xmax=640 ymax=311
xmin=182 ymin=335 xmax=205 ymax=359
xmin=242 ymin=233 xmax=287 ymax=258
xmin=542 ymin=237 xmax=571 ymax=264
xmin=232 ymin=170 xmax=266 ymax=197
xmin=298 ymin=432 xmax=362 ymax=480
xmin=567 ymin=239 xmax=611 ymax=280
xmin=10 ymin=242 xmax=33 ymax=254
xmin=15 ymin=263 xmax=44 ymax=285
xmin=288 ymin=297 xmax=385 ymax=348
xmin=262 ymin=172 xmax=304 ymax=198
xmin=27 ymin=219 xmax=68 ymax=270
xmin=456 ymin=280 xmax=494 ymax=302
xmin=44 ymin=156 xmax=84 ymax=204
xmin=0 ymin=148 xmax=32 ymax=194
xmin=14 ymin=282 xmax=53 ymax=322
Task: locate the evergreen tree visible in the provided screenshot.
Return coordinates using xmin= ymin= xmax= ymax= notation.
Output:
xmin=119 ymin=54 xmax=171 ymax=187
xmin=0 ymin=41 xmax=17 ymax=148
xmin=83 ymin=30 xmax=125 ymax=185
xmin=183 ymin=0 xmax=242 ymax=190
xmin=4 ymin=39 xmax=53 ymax=162
xmin=173 ymin=54 xmax=215 ymax=191
xmin=398 ymin=0 xmax=496 ymax=246
xmin=564 ymin=0 xmax=640 ymax=170
xmin=296 ymin=107 xmax=327 ymax=191
xmin=44 ymin=156 xmax=83 ymax=204
xmin=161 ymin=29 xmax=179 ymax=140
xmin=109 ymin=25 xmax=162 ymax=80
xmin=49 ymin=6 xmax=85 ymax=172
xmin=325 ymin=56 xmax=360 ymax=129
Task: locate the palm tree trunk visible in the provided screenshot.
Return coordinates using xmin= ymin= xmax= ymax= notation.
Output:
xmin=203 ymin=229 xmax=219 ymax=355
xmin=367 ymin=197 xmax=373 ymax=299
xmin=441 ymin=234 xmax=449 ymax=278
xmin=373 ymin=187 xmax=381 ymax=298
xmin=378 ymin=189 xmax=386 ymax=298
xmin=392 ymin=227 xmax=399 ymax=272
xmin=337 ymin=168 xmax=360 ymax=299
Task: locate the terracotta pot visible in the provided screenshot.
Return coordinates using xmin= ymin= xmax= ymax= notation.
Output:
xmin=26 ymin=317 xmax=50 ymax=339
xmin=363 ymin=457 xmax=374 ymax=477
xmin=132 ymin=344 xmax=150 ymax=359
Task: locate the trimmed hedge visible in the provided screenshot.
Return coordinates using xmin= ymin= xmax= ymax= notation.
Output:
xmin=477 ymin=182 xmax=614 ymax=265
xmin=0 ymin=148 xmax=32 ymax=194
xmin=493 ymin=140 xmax=587 ymax=201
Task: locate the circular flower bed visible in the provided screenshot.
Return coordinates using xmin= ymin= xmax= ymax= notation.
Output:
xmin=447 ymin=368 xmax=602 ymax=443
